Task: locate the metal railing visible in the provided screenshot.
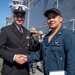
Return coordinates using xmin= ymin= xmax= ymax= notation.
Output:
xmin=36 ymin=19 xmax=75 ymax=34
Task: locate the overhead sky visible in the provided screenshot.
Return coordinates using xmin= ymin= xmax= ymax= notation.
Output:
xmin=0 ymin=0 xmax=12 ymax=28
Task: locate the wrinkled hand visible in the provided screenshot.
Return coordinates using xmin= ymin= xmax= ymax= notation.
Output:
xmin=14 ymin=54 xmax=27 ymax=64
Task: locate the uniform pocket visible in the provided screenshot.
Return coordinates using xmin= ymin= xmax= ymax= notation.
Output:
xmin=50 ymin=46 xmax=65 ymax=70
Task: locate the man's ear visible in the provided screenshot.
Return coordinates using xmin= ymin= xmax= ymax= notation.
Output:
xmin=60 ymin=16 xmax=63 ymax=22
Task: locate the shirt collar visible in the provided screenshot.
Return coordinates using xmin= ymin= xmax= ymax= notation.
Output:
xmin=14 ymin=23 xmax=23 ymax=33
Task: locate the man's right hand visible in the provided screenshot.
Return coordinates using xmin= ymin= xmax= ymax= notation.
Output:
xmin=14 ymin=54 xmax=27 ymax=64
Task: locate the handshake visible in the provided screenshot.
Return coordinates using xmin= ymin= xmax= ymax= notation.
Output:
xmin=14 ymin=54 xmax=28 ymax=64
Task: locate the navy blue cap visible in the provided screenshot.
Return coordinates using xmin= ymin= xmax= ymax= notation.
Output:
xmin=44 ymin=8 xmax=62 ymax=17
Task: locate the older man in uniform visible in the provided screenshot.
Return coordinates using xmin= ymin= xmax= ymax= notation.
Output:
xmin=0 ymin=4 xmax=32 ymax=75
xmin=25 ymin=8 xmax=75 ymax=75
